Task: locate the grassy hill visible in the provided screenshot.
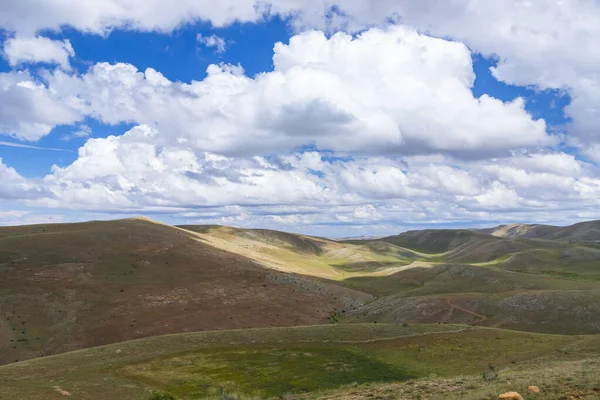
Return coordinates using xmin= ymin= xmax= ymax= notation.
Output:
xmin=0 ymin=323 xmax=598 ymax=400
xmin=178 ymin=224 xmax=415 ymax=279
xmin=376 ymin=229 xmax=484 ymax=254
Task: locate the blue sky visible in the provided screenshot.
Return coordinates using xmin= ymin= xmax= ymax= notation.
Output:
xmin=0 ymin=1 xmax=599 ymax=235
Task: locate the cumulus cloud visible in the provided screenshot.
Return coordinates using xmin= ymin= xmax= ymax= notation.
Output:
xmin=0 ymin=0 xmax=264 ymax=35
xmin=3 ymin=35 xmax=75 ymax=69
xmin=8 ymin=27 xmax=549 ymax=157
xmin=27 ymin=130 xmax=600 ymax=231
xmin=0 ymin=158 xmax=46 ymax=200
xmin=2 ymin=0 xmax=598 ymax=153
xmin=0 ymin=71 xmax=82 ymax=140
xmin=2 ymin=1 xmax=600 ymax=233
xmin=1 ymin=123 xmax=600 ymax=234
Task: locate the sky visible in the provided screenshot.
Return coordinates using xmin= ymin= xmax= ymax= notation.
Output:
xmin=0 ymin=1 xmax=600 ymax=237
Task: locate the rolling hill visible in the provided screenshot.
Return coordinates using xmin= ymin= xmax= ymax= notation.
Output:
xmin=0 ymin=218 xmax=370 ymax=365
xmin=1 ymin=217 xmax=600 ymax=399
xmin=478 ymin=220 xmax=600 ymax=242
xmin=2 ymin=217 xmax=600 ymax=370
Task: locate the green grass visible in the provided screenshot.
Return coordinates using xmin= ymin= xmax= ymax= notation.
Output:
xmin=362 ymin=329 xmax=575 ymax=377
xmin=302 ymin=358 xmax=600 ymax=400
xmin=121 ymin=328 xmax=578 ymax=399
xmin=1 ymin=324 xmax=598 ymax=400
xmin=0 ymin=324 xmax=462 ymax=400
xmin=123 ymin=346 xmax=413 ymax=399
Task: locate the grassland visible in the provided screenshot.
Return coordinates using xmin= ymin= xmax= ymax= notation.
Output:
xmin=2 ymin=323 xmax=599 ymax=400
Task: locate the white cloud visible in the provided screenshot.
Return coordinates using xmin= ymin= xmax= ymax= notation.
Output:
xmin=0 ymin=1 xmax=264 ymax=35
xmin=62 ymin=124 xmax=91 ymax=141
xmin=2 ymin=0 xmax=598 ymax=154
xmin=0 ymin=71 xmax=81 ymax=140
xmin=2 ymin=1 xmax=600 ymax=233
xmin=197 ymin=34 xmax=227 ymax=53
xmin=1 ymin=129 xmax=600 ymax=234
xmin=0 ymin=206 xmax=66 ymax=226
xmin=0 ymin=158 xmax=45 ymax=200
xmin=3 ymin=35 xmax=75 ymax=69
xmin=18 ymin=27 xmax=548 ymax=157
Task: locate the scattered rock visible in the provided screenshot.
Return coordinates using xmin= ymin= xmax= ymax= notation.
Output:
xmin=53 ymin=386 xmax=71 ymax=396
xmin=499 ymin=392 xmax=524 ymax=400
xmin=528 ymin=385 xmax=541 ymax=393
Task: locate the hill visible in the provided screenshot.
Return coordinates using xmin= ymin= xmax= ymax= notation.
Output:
xmin=376 ymin=229 xmax=485 ymax=254
xmin=3 ymin=217 xmax=600 ymax=368
xmin=477 ymin=223 xmax=559 ymax=239
xmin=0 ymin=323 xmax=598 ymax=400
xmin=0 ymin=218 xmax=370 ymax=365
xmin=477 ymin=220 xmax=600 ymax=242
xmin=178 ymin=224 xmax=415 ymax=279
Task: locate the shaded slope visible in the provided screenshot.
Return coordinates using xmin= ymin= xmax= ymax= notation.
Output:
xmin=378 ymin=229 xmax=491 ymax=254
xmin=0 ymin=219 xmax=370 ymax=365
xmin=542 ymin=220 xmax=600 ymax=241
xmin=376 ymin=228 xmax=528 ymax=263
xmin=182 ymin=223 xmax=600 ymax=334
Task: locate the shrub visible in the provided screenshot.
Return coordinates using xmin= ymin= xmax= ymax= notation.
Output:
xmin=482 ymin=363 xmax=497 ymax=381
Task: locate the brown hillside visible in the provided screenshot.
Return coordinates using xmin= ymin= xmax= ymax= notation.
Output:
xmin=0 ymin=218 xmax=370 ymax=365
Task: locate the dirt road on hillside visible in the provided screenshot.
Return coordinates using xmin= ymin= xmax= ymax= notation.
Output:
xmin=446 ymin=298 xmax=487 ymax=325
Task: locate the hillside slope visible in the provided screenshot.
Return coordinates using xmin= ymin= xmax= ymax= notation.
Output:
xmin=0 ymin=324 xmax=598 ymax=400
xmin=477 ymin=223 xmax=559 ymax=239
xmin=3 ymin=218 xmax=600 ymax=366
xmin=478 ymin=220 xmax=600 ymax=242
xmin=0 ymin=218 xmax=370 ymax=365
xmin=179 ymin=225 xmax=415 ymax=279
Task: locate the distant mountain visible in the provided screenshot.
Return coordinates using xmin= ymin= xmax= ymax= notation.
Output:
xmin=476 ymin=223 xmax=559 ymax=239
xmin=476 ymin=220 xmax=600 ymax=242
xmin=377 ymin=229 xmax=492 ymax=254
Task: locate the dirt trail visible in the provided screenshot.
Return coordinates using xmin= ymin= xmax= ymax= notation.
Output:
xmin=446 ymin=298 xmax=487 ymax=325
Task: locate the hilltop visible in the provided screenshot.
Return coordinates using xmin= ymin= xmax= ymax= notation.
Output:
xmin=477 ymin=220 xmax=600 ymax=242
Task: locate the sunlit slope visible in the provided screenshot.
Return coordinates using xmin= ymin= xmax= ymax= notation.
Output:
xmin=179 ymin=225 xmax=422 ymax=280
xmin=181 ymin=223 xmax=600 ymax=333
xmin=478 ymin=220 xmax=600 ymax=242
